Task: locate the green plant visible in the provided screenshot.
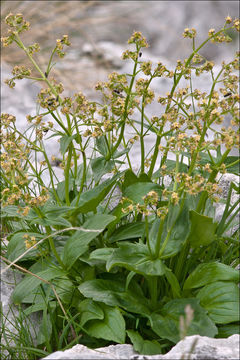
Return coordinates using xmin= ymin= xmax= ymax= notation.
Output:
xmin=1 ymin=13 xmax=239 ymax=357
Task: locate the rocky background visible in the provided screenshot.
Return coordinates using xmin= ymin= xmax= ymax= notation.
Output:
xmin=1 ymin=1 xmax=239 ymax=96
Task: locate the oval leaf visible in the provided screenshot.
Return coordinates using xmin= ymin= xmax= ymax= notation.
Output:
xmin=123 ymin=182 xmax=162 ymax=205
xmin=106 ymin=243 xmax=166 ymax=276
xmin=151 ymin=298 xmax=217 ymax=344
xmin=196 ymin=281 xmax=239 ymax=324
xmin=188 ymin=210 xmax=217 ymax=247
xmin=127 ymin=330 xmax=162 ymax=355
xmin=12 ymin=267 xmax=64 ymax=305
xmin=78 ymin=299 xmax=104 ymax=327
xmin=63 ymin=214 xmax=115 ymax=269
xmin=184 ymin=262 xmax=239 ymax=290
xmin=71 ymin=173 xmax=121 ymax=214
xmin=109 ymin=222 xmax=145 ymax=243
xmin=84 ymin=303 xmax=126 ymax=344
xmin=78 ymin=279 xmax=150 ymax=316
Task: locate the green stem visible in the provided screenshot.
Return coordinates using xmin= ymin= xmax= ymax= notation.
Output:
xmin=105 ymin=51 xmax=139 ymax=160
xmin=140 ymin=99 xmax=145 ymax=174
xmin=174 ymin=241 xmax=190 ymax=282
xmin=154 ymin=218 xmax=165 ymax=259
xmin=148 ymin=31 xmax=224 ymax=178
xmin=196 ymin=148 xmax=231 ymax=213
xmin=173 ymin=152 xmax=179 ymax=192
xmin=64 ymin=145 xmax=73 ymax=206
xmin=33 ymin=207 xmax=65 ymax=268
xmin=148 ymin=276 xmax=158 ymax=309
xmin=43 ymin=152 xmax=62 ymax=205
xmin=15 ymin=34 xmax=61 ymax=101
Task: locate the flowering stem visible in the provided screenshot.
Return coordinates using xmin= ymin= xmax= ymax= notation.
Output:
xmin=154 ymin=218 xmax=165 ymax=258
xmin=14 ymin=34 xmax=60 ymax=101
xmin=64 ymin=144 xmax=73 ymax=206
xmin=148 ymin=30 xmax=225 ymax=178
xmin=140 ymin=100 xmax=146 ymax=173
xmin=105 ymin=53 xmax=139 ymax=161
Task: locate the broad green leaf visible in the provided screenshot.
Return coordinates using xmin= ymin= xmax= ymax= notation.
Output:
xmin=122 ymin=169 xmax=139 ymax=190
xmin=7 ymin=232 xmax=43 ymax=262
xmin=89 ymin=248 xmax=114 ymax=262
xmin=167 ymin=204 xmax=181 ymax=229
xmin=183 ymin=151 xmax=216 ymax=166
xmin=138 ymin=172 xmax=152 ymax=182
xmin=152 ymin=161 xmax=188 ymax=180
xmin=60 ymin=134 xmax=75 ymax=154
xmin=84 ymin=303 xmax=126 ymax=343
xmin=224 ymin=156 xmax=240 ymax=175
xmin=75 ymin=163 xmax=92 ymax=186
xmin=123 ymin=182 xmax=163 ymax=205
xmin=109 ymin=222 xmax=145 ymax=243
xmin=63 ymin=214 xmax=115 ymax=269
xmin=164 ymin=266 xmax=181 ymax=298
xmin=1 ymin=205 xmax=23 ymax=218
xmin=112 ymin=148 xmax=130 ymax=159
xmin=24 ymin=301 xmax=56 ymax=316
xmin=127 ymin=330 xmax=162 ymax=355
xmin=30 ymin=216 xmax=72 ymax=228
xmin=78 ymin=299 xmax=104 ymax=327
xmin=53 ymin=276 xmax=75 ymax=303
xmin=57 ymin=179 xmax=74 ymax=202
xmin=71 ymin=173 xmax=121 ymax=214
xmin=106 ymin=198 xmax=132 ymax=236
xmin=165 ymin=159 xmax=189 ymax=173
xmin=12 ymin=267 xmax=64 ymax=305
xmin=41 ymin=204 xmax=74 ymax=217
xmin=196 ymin=281 xmax=239 ymax=324
xmin=106 ymin=243 xmax=166 ymax=276
xmin=217 ymin=324 xmax=240 ymax=338
xmin=95 ymin=136 xmax=109 ymax=156
xmin=149 ymin=217 xmax=162 ymax=255
xmin=78 ymin=279 xmax=150 ymax=316
xmin=159 ymin=205 xmax=190 ymax=259
xmin=37 ymin=313 xmax=52 ymax=346
xmin=188 ymin=210 xmax=217 ymax=247
xmin=184 ymin=262 xmax=239 ymax=290
xmin=90 ymin=156 xmax=115 ymax=182
xmin=151 ymin=298 xmax=217 ymax=344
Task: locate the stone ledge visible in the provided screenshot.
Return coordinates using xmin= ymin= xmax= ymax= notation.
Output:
xmin=42 ymin=334 xmax=240 ymax=360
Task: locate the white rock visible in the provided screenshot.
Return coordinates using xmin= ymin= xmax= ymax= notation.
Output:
xmin=42 ymin=335 xmax=240 ymax=359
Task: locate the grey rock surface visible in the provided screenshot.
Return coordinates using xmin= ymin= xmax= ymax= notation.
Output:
xmin=42 ymin=335 xmax=240 ymax=360
xmin=0 ymin=259 xmax=40 ymax=354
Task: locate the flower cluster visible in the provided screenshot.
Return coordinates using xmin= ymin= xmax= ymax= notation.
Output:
xmin=1 ymin=13 xmax=30 ymax=48
xmin=183 ymin=28 xmax=197 ymax=39
xmin=23 ymin=234 xmax=37 ymax=249
xmin=0 ymin=113 xmax=50 ymax=212
xmin=56 ymin=34 xmax=71 ymax=58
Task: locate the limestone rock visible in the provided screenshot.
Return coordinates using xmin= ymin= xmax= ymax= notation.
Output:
xmin=42 ymin=335 xmax=240 ymax=360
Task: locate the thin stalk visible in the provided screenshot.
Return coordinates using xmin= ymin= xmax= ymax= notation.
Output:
xmin=148 ymin=29 xmax=225 ymax=178
xmin=148 ymin=276 xmax=158 ymax=309
xmin=196 ymin=148 xmax=231 ymax=213
xmin=145 ymin=216 xmax=151 ymax=255
xmin=140 ymin=99 xmax=145 ymax=173
xmin=64 ymin=145 xmax=73 ymax=206
xmin=105 ymin=51 xmax=139 ymax=160
xmin=14 ymin=34 xmax=61 ymax=101
xmin=153 ymin=218 xmax=165 ymax=259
